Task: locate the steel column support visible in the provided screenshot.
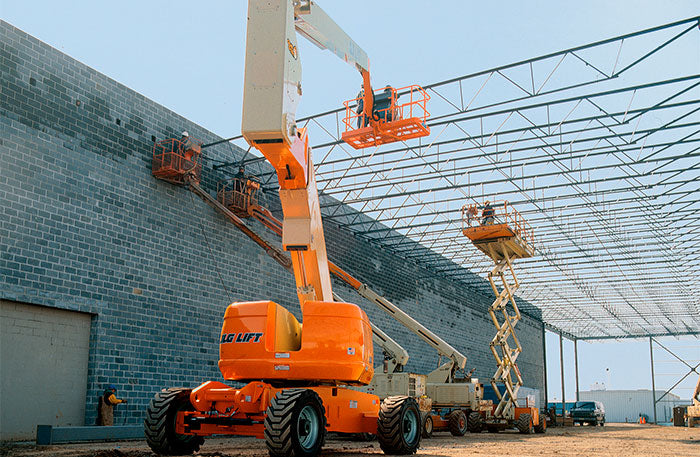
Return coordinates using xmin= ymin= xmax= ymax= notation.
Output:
xmin=542 ymin=323 xmax=548 ymax=406
xmin=649 ymin=337 xmax=658 ymax=424
xmin=560 ymin=331 xmax=566 ymax=417
xmin=574 ymin=338 xmax=580 ymax=402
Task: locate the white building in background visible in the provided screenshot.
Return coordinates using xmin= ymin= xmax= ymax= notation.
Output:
xmin=580 ymin=389 xmax=683 ymax=423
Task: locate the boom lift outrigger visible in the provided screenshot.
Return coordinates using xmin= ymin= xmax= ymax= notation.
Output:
xmin=146 ymin=1 xmax=430 ymax=456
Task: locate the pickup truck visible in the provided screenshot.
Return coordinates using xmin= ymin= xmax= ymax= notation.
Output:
xmin=571 ymin=401 xmax=605 ymax=426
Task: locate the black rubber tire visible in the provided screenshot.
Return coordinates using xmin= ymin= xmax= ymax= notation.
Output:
xmin=534 ymin=417 xmax=546 ymax=434
xmin=421 ymin=413 xmax=433 ymax=438
xmin=516 ymin=413 xmax=533 ymax=434
xmin=599 ymin=420 xmax=605 ymax=427
xmin=447 ymin=410 xmax=468 ymax=436
xmin=265 ymin=389 xmax=326 ymax=457
xmin=467 ymin=411 xmax=483 ymax=433
xmin=589 ymin=420 xmax=597 ymax=426
xmin=144 ymin=388 xmax=204 ymax=456
xmin=377 ymin=396 xmax=421 ymax=455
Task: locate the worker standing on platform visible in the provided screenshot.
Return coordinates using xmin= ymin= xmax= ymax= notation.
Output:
xmin=179 ymin=131 xmax=200 ymax=177
xmin=180 ymin=131 xmax=193 ymax=154
xmin=234 ymin=166 xmax=247 ymax=193
xmin=356 ymin=87 xmax=371 ymax=128
xmin=482 ymin=201 xmax=495 ymax=225
xmin=96 ymin=384 xmax=127 ymax=426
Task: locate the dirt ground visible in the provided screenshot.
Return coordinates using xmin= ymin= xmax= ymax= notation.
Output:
xmin=1 ymin=424 xmax=697 ymax=457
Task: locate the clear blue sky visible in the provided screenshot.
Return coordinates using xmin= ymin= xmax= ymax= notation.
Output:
xmin=3 ymin=0 xmax=698 ymax=402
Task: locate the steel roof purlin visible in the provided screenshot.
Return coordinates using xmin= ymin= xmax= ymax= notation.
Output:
xmin=221 ymin=16 xmax=700 ymax=340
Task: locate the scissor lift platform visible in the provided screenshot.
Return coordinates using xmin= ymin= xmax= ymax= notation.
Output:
xmin=462 ymin=202 xmax=534 ymax=262
xmin=463 ymin=226 xmax=535 ymax=262
xmin=460 ymin=201 xmax=544 ymax=434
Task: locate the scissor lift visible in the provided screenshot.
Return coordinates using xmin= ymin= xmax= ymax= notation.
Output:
xmin=462 ymin=201 xmax=544 ymax=434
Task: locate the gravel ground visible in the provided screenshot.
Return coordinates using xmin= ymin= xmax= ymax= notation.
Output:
xmin=1 ymin=423 xmax=698 ymax=457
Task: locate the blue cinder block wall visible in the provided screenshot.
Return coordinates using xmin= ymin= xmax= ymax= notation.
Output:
xmin=0 ymin=20 xmax=545 ymax=426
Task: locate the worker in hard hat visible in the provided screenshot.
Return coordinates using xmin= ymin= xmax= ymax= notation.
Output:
xmin=96 ymin=384 xmax=127 ymax=426
xmin=356 ymin=87 xmax=367 ymax=128
xmin=481 ymin=201 xmax=495 ymax=225
xmin=234 ymin=165 xmax=247 ymax=193
xmin=179 ymin=131 xmax=201 ymax=175
xmin=180 ymin=130 xmax=192 ymax=148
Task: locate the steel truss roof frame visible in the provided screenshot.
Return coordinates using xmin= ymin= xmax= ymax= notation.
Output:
xmin=224 ymin=17 xmax=700 ymax=340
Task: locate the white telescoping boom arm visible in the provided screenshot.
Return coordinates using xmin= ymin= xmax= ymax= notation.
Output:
xmin=331 ymin=292 xmax=409 ymax=373
xmin=294 ymin=1 xmax=369 ymax=73
xmin=371 ymin=322 xmax=411 ymax=373
xmin=355 ymin=284 xmax=468 ymax=382
xmin=242 ymin=0 xmax=466 ymax=380
xmin=242 ymin=0 xmax=370 ymax=146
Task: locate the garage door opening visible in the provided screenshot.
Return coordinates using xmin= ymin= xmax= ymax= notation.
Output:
xmin=0 ymin=301 xmax=92 ymax=441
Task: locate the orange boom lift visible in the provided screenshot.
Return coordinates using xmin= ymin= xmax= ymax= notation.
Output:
xmin=146 ymin=1 xmax=430 ymax=456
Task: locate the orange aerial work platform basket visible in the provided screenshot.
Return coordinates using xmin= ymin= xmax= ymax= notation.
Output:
xmin=462 ymin=200 xmax=535 ymax=261
xmin=216 ymin=175 xmax=261 ymax=218
xmin=341 ymin=85 xmax=430 ymax=149
xmin=152 ymin=137 xmax=202 ymax=185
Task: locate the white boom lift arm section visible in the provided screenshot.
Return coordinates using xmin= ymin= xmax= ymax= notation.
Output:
xmin=294 ymin=1 xmax=370 ymax=73
xmin=242 ymin=0 xmax=465 ymax=380
xmin=356 ymin=284 xmax=468 ymax=381
xmin=331 ymin=291 xmax=409 ymax=373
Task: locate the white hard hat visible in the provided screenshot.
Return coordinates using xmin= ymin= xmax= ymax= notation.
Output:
xmin=181 ymin=131 xmax=189 ymax=137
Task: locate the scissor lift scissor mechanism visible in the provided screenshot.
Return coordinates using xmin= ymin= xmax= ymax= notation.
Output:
xmin=462 ymin=202 xmax=544 ymax=433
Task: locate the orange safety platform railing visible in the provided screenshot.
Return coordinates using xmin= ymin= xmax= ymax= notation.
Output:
xmin=461 ymin=201 xmax=534 ymax=260
xmin=152 ymin=137 xmax=202 ymax=185
xmin=217 ymin=176 xmax=261 ymax=218
xmin=341 ymin=85 xmax=430 ymax=149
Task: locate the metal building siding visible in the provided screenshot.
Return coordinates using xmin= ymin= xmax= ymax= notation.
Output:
xmin=579 ymin=390 xmax=680 ymax=423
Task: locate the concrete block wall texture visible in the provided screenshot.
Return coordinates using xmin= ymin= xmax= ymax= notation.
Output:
xmin=0 ymin=20 xmax=545 ymax=428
